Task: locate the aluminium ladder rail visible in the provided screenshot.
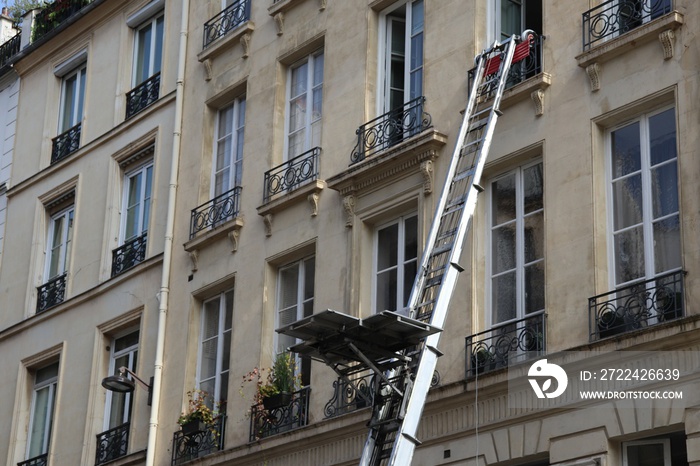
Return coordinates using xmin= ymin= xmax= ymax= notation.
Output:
xmin=360 ymin=33 xmax=532 ymax=466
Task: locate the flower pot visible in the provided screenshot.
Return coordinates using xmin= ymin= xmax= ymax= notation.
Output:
xmin=181 ymin=419 xmax=207 ymax=435
xmin=262 ymin=392 xmax=293 ymax=410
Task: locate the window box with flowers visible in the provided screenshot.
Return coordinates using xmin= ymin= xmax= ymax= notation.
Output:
xmin=242 ymin=352 xmax=300 ymax=410
xmin=177 ymin=389 xmax=220 ymax=435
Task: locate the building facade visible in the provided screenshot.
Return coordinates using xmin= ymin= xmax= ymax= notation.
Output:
xmin=0 ymin=0 xmax=699 ymax=465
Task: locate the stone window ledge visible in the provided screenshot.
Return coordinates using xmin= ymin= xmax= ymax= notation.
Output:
xmin=184 ymin=217 xmax=244 ymax=272
xmin=256 ymin=180 xmax=325 ymax=236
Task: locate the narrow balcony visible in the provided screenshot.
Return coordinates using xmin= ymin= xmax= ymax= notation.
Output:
xmin=126 ymin=72 xmax=160 ymax=120
xmin=190 ymin=187 xmax=241 ymax=239
xmin=171 ymin=415 xmax=225 ymax=466
xmin=465 ymin=312 xmax=546 ymax=378
xmin=51 ymin=123 xmax=81 ymax=164
xmin=589 ymin=270 xmax=684 ymax=341
xmin=36 ymin=273 xmax=67 ymax=314
xmin=249 ymin=386 xmax=310 ymax=442
xmin=263 ymin=147 xmax=320 ymax=204
xmin=203 ymin=0 xmax=251 ymax=49
xmin=324 ymin=372 xmax=374 ymax=419
xmin=111 ymin=233 xmax=147 ymax=277
xmin=95 ymin=422 xmax=129 ymax=465
xmin=17 ymin=454 xmax=48 ymax=466
xmin=0 ymin=31 xmax=21 ymax=68
xmin=582 ymin=0 xmax=672 ymax=51
xmin=32 ymin=0 xmax=93 ymax=42
xmin=350 ymin=96 xmax=431 ymax=165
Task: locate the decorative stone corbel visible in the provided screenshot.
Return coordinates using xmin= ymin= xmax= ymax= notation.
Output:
xmin=240 ymin=32 xmax=252 ymax=58
xmin=658 ymin=29 xmax=674 ymax=60
xmin=319 ymin=0 xmax=326 ymax=10
xmin=263 ymin=214 xmax=273 ymax=237
xmin=585 ymin=62 xmax=601 ymax=92
xmin=202 ymin=58 xmax=212 ymax=81
xmin=308 ymin=192 xmax=320 ymax=217
xmin=420 ymin=160 xmax=434 ymax=194
xmin=188 ymin=250 xmax=199 ymax=273
xmin=227 ymin=229 xmax=240 ymax=252
xmin=273 ymin=12 xmax=284 ymax=36
xmin=342 ymin=195 xmax=356 ymax=228
xmin=531 ymin=88 xmax=545 ymax=116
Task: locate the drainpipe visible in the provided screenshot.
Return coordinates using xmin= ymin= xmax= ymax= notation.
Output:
xmin=145 ymin=0 xmax=189 ymax=464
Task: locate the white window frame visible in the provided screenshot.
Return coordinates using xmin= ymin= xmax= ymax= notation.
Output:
xmin=377 ymin=0 xmax=424 ymax=115
xmin=45 ymin=206 xmax=74 ymax=282
xmin=58 ymin=64 xmax=86 ymax=134
xmin=132 ymin=14 xmax=164 ymax=87
xmin=212 ymin=96 xmax=246 ymax=199
xmin=622 ymin=438 xmax=671 ymax=466
xmin=372 ymin=213 xmax=418 ymax=316
xmin=605 ymin=105 xmax=680 ymax=290
xmin=26 ymin=362 xmax=59 ymax=460
xmin=120 ymin=161 xmax=153 ymax=244
xmin=486 ymin=160 xmax=544 ymax=328
xmin=104 ymin=329 xmax=139 ymax=430
xmin=284 ymin=51 xmax=324 ymax=160
xmin=196 ymin=290 xmax=233 ymax=409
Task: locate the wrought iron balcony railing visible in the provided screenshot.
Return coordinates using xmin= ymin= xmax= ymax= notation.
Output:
xmin=468 ymin=33 xmax=544 ymax=101
xmin=203 ymin=0 xmax=251 ymax=49
xmin=126 ymin=73 xmax=161 ymax=120
xmin=350 ymin=96 xmax=431 ymax=165
xmin=51 ymin=123 xmax=81 ymax=164
xmin=0 ymin=32 xmax=21 ymax=68
xmin=582 ymin=0 xmax=672 ymax=50
xmin=32 ymin=0 xmax=93 ymax=42
xmin=324 ymin=372 xmax=374 ymax=419
xmin=263 ymin=147 xmax=320 ymax=204
xmin=249 ymin=387 xmax=310 ymax=442
xmin=17 ymin=453 xmax=48 ymax=466
xmin=111 ymin=233 xmax=148 ymax=277
xmin=465 ymin=312 xmax=546 ymax=378
xmin=171 ymin=415 xmax=225 ymax=466
xmin=190 ymin=186 xmax=241 ymax=239
xmin=589 ymin=270 xmax=684 ymax=341
xmin=37 ymin=273 xmax=67 ymax=314
xmin=95 ymin=422 xmax=129 ymax=465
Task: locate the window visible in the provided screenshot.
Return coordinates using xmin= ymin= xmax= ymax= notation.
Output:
xmin=623 ymin=439 xmax=671 ymax=466
xmin=607 ymin=107 xmax=680 ymax=289
xmin=58 ymin=64 xmax=86 ymax=134
xmin=133 ymin=14 xmax=164 ymax=87
xmin=45 ymin=206 xmax=74 ymax=283
xmin=374 ymin=214 xmax=418 ymax=316
xmin=378 ymin=0 xmax=423 ymax=114
xmin=491 ymin=0 xmax=542 ymax=41
xmin=618 ymin=0 xmax=672 ymax=33
xmin=26 ymin=362 xmax=59 ymax=461
xmin=121 ymin=162 xmax=153 ymax=244
xmin=213 ymin=97 xmax=246 ymax=198
xmin=488 ymin=161 xmax=544 ymax=326
xmin=286 ymin=51 xmax=323 ymax=159
xmin=198 ymin=290 xmax=233 ymax=411
xmin=104 ymin=330 xmax=139 ymax=430
xmin=276 ymin=257 xmax=314 ymax=386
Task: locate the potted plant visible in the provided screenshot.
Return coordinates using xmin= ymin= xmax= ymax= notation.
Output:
xmin=177 ymin=389 xmax=219 ymax=435
xmin=242 ymin=352 xmax=299 ymax=411
xmin=470 ymin=347 xmax=494 ymax=375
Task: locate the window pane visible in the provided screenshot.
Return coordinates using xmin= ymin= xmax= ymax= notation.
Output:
xmin=77 ymin=69 xmax=85 ymax=123
xmin=611 ymin=122 xmax=641 ymax=178
xmin=523 ymin=163 xmax=543 ymax=214
xmin=114 ymin=331 xmax=139 ymax=352
xmin=291 ymin=63 xmax=307 ymax=98
xmin=653 ymin=215 xmax=681 ymax=274
xmin=626 ymin=443 xmax=665 ymax=466
xmin=492 ymin=174 xmax=516 ymax=225
xmin=108 ymin=390 xmax=127 ymax=428
xmin=403 ymin=259 xmax=417 ymax=308
xmin=524 ymin=211 xmax=544 ymax=264
xmin=649 ymin=108 xmax=676 ymax=166
xmin=61 ymin=74 xmax=76 ymax=131
xmin=199 ymin=378 xmax=215 ymax=400
xmin=221 ymin=331 xmax=231 ymax=373
xmin=29 ymin=386 xmax=51 ymax=457
xmin=313 ymin=53 xmax=324 ymax=87
xmin=304 ymin=258 xmax=315 ymax=301
xmin=501 ymin=0 xmax=522 ymax=37
xmin=612 ymin=175 xmax=643 ymax=230
xmin=36 ymin=363 xmax=58 ymax=384
xmin=525 ymin=261 xmax=545 ymax=314
xmin=224 ymin=290 xmax=233 ymax=330
xmin=202 ymin=298 xmax=220 ymax=339
xmin=153 ymin=16 xmax=164 ymax=75
xmin=219 ymin=372 xmax=229 ymax=407
xmin=136 ymin=24 xmax=152 ymax=83
xmin=614 ymin=226 xmax=645 ymax=285
xmin=143 ymin=167 xmax=152 ymax=231
xmin=200 ymin=339 xmax=218 ymax=380
xmin=404 ymin=215 xmax=418 ymax=260
xmin=377 ymin=269 xmax=397 ymax=312
xmin=378 ymin=223 xmax=399 ymax=270
xmin=280 ymin=266 xmax=299 ymax=308
xmin=492 ymin=271 xmax=516 ymax=323
xmin=492 ymin=223 xmax=516 ymax=273
xmin=650 ymin=162 xmax=678 ymax=219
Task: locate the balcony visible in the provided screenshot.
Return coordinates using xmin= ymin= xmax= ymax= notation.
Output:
xmin=17 ymin=454 xmax=48 ymax=466
xmin=36 ymin=273 xmax=67 ymax=314
xmin=111 ymin=233 xmax=147 ymax=277
xmin=263 ymin=147 xmax=320 ymax=204
xmin=95 ymin=423 xmax=129 ymax=465
xmin=126 ymin=73 xmax=160 ymax=120
xmin=582 ymin=0 xmax=672 ymax=51
xmin=31 ymin=0 xmax=93 ymax=42
xmin=171 ymin=415 xmax=225 ymax=466
xmin=465 ymin=312 xmax=546 ymax=378
xmin=0 ymin=32 xmax=21 ymax=69
xmin=350 ymin=96 xmax=431 ymax=165
xmin=324 ymin=372 xmax=374 ymax=419
xmin=190 ymin=187 xmax=241 ymax=239
xmin=589 ymin=270 xmax=684 ymax=341
xmin=249 ymin=386 xmax=310 ymax=441
xmin=203 ymin=0 xmax=251 ymax=49
xmin=51 ymin=123 xmax=81 ymax=164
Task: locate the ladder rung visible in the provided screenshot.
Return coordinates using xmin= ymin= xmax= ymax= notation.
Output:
xmin=430 ymin=243 xmax=453 ymax=257
xmin=424 ymin=275 xmax=443 ymax=288
xmin=454 ymin=168 xmax=476 ymax=182
xmin=461 ymin=137 xmax=484 ymax=152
